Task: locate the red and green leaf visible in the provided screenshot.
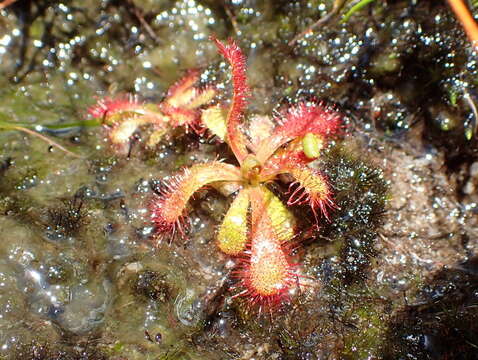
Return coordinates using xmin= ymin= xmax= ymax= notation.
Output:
xmin=286 ymin=166 xmax=334 ymax=221
xmin=88 ymin=96 xmax=145 ymax=120
xmin=212 ymin=37 xmax=250 ymax=163
xmin=255 ymin=101 xmax=342 ymax=163
xmin=150 ymin=162 xmax=242 ymax=239
xmin=232 ymin=187 xmax=296 ymax=309
xmin=258 ymin=139 xmax=309 ymax=181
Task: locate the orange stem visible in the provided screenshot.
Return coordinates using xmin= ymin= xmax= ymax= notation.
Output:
xmin=0 ymin=0 xmax=17 ymax=10
xmin=447 ymin=0 xmax=478 ymax=49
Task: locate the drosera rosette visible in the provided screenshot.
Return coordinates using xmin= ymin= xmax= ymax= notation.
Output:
xmin=149 ymin=36 xmax=343 ymax=309
xmin=87 ymin=69 xmax=216 ymax=155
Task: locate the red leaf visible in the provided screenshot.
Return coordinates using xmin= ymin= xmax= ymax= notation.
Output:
xmin=211 ymin=36 xmax=250 ymax=163
xmin=256 ymin=101 xmax=342 ymax=163
xmin=88 ymin=96 xmax=143 ymax=119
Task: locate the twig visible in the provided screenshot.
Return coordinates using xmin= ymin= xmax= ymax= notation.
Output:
xmin=447 ymin=0 xmax=478 ymax=51
xmin=126 ymin=0 xmax=162 ymax=45
xmin=463 ymin=89 xmax=478 ymax=139
xmin=289 ymin=0 xmax=347 ymax=47
xmin=0 ymin=0 xmax=17 ymax=10
xmin=134 ymin=8 xmax=162 ymax=45
xmin=12 ymin=126 xmax=82 ymax=158
xmin=224 ymin=5 xmax=240 ymax=36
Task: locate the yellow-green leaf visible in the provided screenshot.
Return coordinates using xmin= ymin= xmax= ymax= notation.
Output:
xmin=302 ymin=132 xmax=323 ymax=159
xmin=217 ymin=188 xmax=249 ymax=255
xmin=262 ymin=187 xmax=296 ymax=243
xmin=201 ymin=105 xmax=227 ymax=140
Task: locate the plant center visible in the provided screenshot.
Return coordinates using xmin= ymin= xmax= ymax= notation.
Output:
xmin=241 ymin=154 xmax=262 ymax=186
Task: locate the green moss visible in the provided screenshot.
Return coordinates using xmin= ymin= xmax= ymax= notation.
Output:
xmin=342 ymin=303 xmax=388 ymax=359
xmin=369 ymin=50 xmax=402 ymax=75
xmin=319 ymin=144 xmax=388 ymax=283
xmin=111 ymin=341 xmax=124 ymax=353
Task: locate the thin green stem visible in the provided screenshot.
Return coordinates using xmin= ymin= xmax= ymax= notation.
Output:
xmin=0 ymin=118 xmax=100 ymax=131
xmin=341 ymin=0 xmax=377 ymax=23
xmin=0 ymin=119 xmax=84 ymax=158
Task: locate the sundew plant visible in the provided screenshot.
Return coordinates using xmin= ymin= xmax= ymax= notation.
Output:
xmin=146 ymin=37 xmax=342 ymax=309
